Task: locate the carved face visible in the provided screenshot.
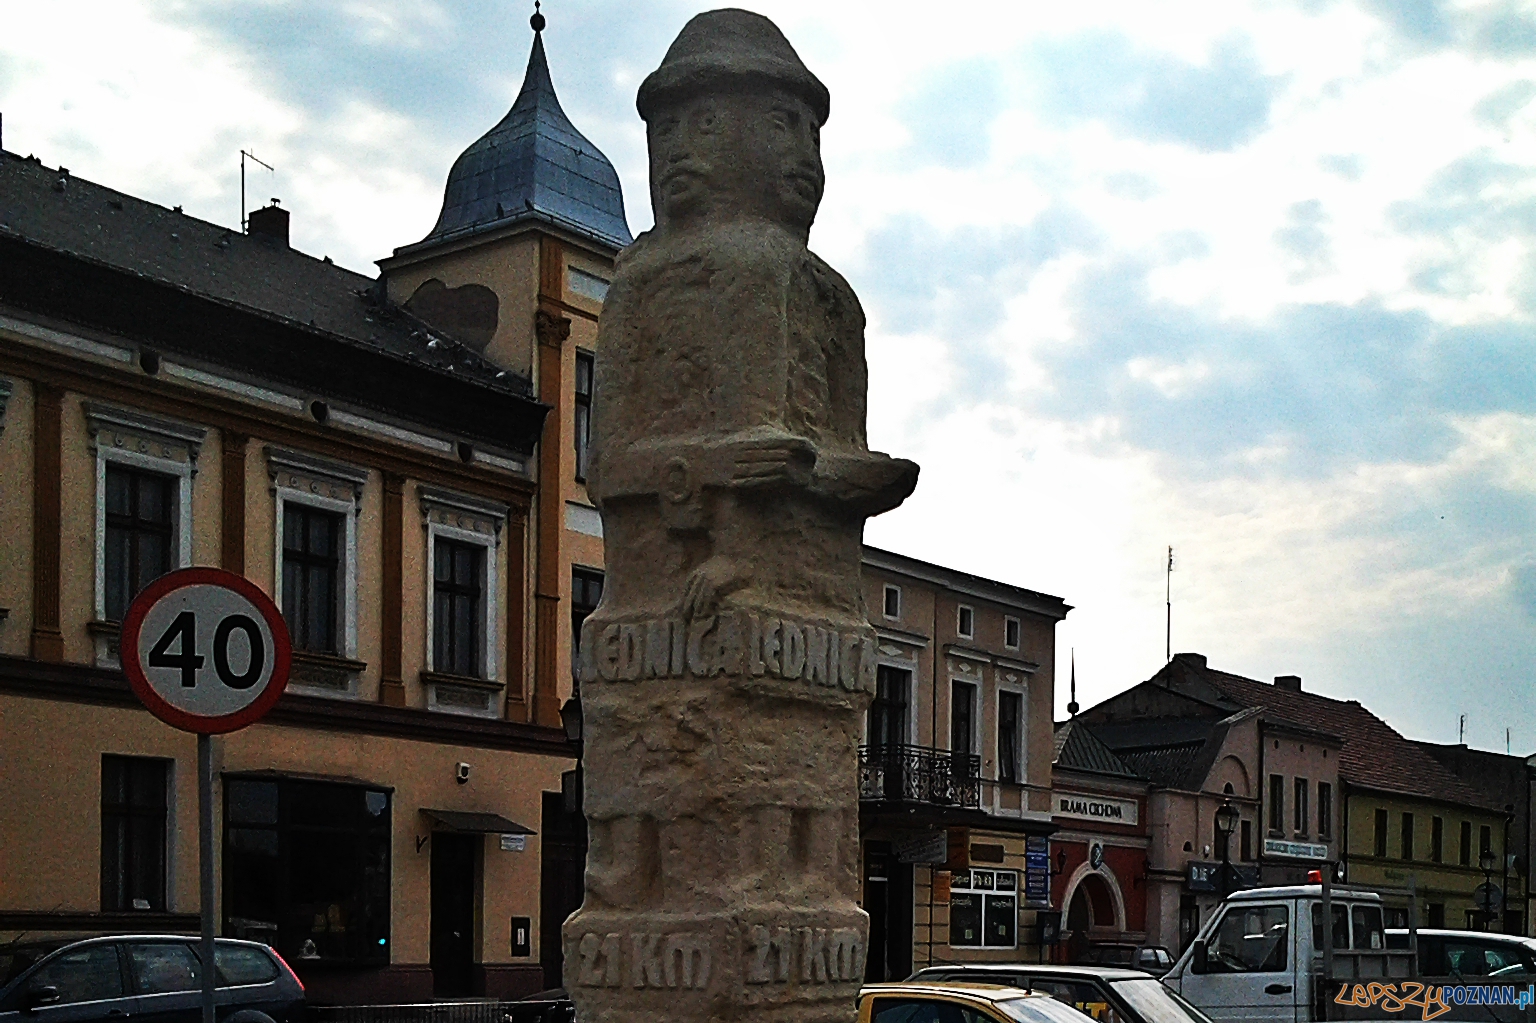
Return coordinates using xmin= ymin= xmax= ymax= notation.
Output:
xmin=647 ymin=87 xmax=824 ymax=233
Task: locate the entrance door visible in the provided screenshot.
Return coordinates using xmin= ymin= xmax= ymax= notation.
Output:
xmin=540 ymin=791 xmax=588 ymax=991
xmin=862 ymin=842 xmax=915 ymax=982
xmin=430 ymin=833 xmax=479 ymax=997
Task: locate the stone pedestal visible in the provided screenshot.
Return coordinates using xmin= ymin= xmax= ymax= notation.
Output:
xmin=563 ymin=11 xmax=918 ymax=1022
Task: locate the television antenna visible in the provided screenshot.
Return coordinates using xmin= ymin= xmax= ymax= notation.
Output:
xmin=240 ymin=150 xmax=275 ymax=233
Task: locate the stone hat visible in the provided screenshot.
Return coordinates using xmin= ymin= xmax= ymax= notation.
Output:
xmin=637 ymin=8 xmax=830 ymax=125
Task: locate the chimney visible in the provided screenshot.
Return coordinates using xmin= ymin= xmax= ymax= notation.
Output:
xmin=1274 ymin=675 xmax=1302 ymax=692
xmin=247 ymin=201 xmax=289 ymax=246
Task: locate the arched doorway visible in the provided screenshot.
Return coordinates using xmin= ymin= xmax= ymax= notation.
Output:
xmin=1061 ymin=863 xmax=1126 ymax=962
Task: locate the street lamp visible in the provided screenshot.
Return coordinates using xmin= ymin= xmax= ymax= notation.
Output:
xmin=1215 ymin=799 xmax=1240 ymax=897
xmin=1479 ymin=847 xmax=1498 ymax=931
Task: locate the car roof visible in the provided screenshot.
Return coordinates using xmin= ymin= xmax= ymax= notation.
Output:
xmin=864 ymin=982 xmax=1041 ymax=1003
xmin=1227 ymin=885 xmax=1382 ymax=902
xmin=1385 ymin=929 xmax=1536 ymax=946
xmin=919 ymin=963 xmax=1152 ymax=982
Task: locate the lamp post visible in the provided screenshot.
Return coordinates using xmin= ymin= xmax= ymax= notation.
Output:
xmin=1479 ymin=847 xmax=1498 ymax=932
xmin=1216 ymin=799 xmax=1240 ymax=897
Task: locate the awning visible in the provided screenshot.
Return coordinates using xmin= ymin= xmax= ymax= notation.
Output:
xmin=421 ymin=809 xmax=536 ymax=835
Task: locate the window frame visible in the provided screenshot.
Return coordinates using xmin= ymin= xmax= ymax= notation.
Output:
xmin=1461 ymin=820 xmax=1473 ymax=866
xmin=1401 ymin=812 xmax=1415 ymax=861
xmin=432 ymin=538 xmax=486 ymax=678
xmin=102 ymin=464 xmax=177 ymax=624
xmin=956 ymin=605 xmax=975 ymax=640
xmin=1294 ymin=777 xmax=1309 ymax=836
xmin=1268 ymin=775 xmax=1285 ymax=834
xmin=86 ymin=405 xmax=204 ymax=638
xmin=1318 ymin=782 xmax=1333 ymax=839
xmin=950 ymin=678 xmax=979 ymax=758
xmin=101 ymin=755 xmax=171 ymax=913
xmin=996 ymin=685 xmax=1026 ymax=785
xmin=882 ymin=584 xmax=901 ymax=620
xmin=420 ymin=487 xmax=507 ymax=716
xmin=1375 ymin=808 xmax=1389 ymax=858
xmin=867 ymin=663 xmax=913 ymax=748
xmin=1431 ymin=816 xmax=1444 ymax=864
xmin=570 ymin=566 xmax=605 ymax=684
xmin=1003 ymin=615 xmax=1020 ymax=650
xmin=574 ymin=349 xmax=594 ymax=484
xmin=948 ymin=869 xmax=1020 ymax=950
xmin=268 ymin=448 xmax=366 ymax=673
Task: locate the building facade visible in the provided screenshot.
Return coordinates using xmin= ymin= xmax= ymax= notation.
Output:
xmin=0 ymin=18 xmax=630 ymax=1001
xmin=856 ymin=547 xmax=1068 ymax=978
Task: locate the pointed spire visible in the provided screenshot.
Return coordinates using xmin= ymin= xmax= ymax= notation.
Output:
xmin=1067 ymin=649 xmax=1080 ymax=717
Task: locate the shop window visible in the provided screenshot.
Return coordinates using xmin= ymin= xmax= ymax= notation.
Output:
xmin=574 ymin=351 xmax=594 ymax=483
xmin=571 ymin=567 xmax=605 ymax=682
xmin=224 ymin=777 xmax=391 ymax=964
xmin=101 ymin=756 xmax=168 ymax=912
xmin=949 ymin=870 xmax=1018 ymax=949
xmin=997 ymin=690 xmax=1023 ymax=784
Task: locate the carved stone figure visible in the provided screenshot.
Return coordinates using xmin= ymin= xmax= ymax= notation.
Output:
xmin=564 ymin=10 xmax=918 ymax=1021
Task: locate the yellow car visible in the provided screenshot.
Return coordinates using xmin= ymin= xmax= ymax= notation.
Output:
xmin=859 ymin=982 xmax=1103 ymax=1023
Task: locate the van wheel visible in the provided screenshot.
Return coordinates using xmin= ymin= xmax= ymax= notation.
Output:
xmin=225 ymin=1011 xmax=276 ymax=1023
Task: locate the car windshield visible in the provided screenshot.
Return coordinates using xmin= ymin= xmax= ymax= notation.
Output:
xmin=0 ymin=943 xmax=68 ymax=989
xmin=1109 ymin=978 xmax=1215 ymax=1023
xmin=997 ymin=995 xmax=1106 ymax=1023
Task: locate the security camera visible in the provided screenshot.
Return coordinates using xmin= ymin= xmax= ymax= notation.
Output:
xmin=455 ymin=762 xmax=471 ymax=785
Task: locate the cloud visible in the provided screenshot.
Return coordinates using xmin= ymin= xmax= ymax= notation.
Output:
xmin=1030 ymin=31 xmax=1279 ymax=152
xmin=1512 ymin=561 xmax=1536 ymax=618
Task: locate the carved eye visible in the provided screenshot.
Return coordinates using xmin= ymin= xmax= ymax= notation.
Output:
xmin=770 ymin=108 xmax=797 ymax=131
xmin=696 ymin=108 xmax=719 ymax=133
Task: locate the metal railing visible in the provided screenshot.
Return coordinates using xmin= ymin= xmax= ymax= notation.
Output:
xmin=858 ymin=743 xmax=982 ymax=808
xmin=310 ymin=1001 xmax=573 ymax=1023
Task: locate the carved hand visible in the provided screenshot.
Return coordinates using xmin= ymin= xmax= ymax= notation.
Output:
xmin=729 ymin=436 xmax=815 ymax=489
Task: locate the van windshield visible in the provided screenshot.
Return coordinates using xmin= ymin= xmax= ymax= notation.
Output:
xmin=1109 ymin=978 xmax=1215 ymax=1023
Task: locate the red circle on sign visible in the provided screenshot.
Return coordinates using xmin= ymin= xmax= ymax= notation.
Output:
xmin=121 ymin=567 xmax=292 ymax=734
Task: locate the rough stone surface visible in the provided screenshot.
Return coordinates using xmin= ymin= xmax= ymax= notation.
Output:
xmin=564 ymin=9 xmax=918 ymax=1022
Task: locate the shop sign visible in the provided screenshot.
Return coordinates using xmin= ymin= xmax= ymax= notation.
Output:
xmin=1264 ymin=837 xmax=1329 ymax=860
xmin=896 ymin=830 xmax=949 ymax=865
xmin=1054 ymin=792 xmax=1139 ymax=826
xmin=1024 ymin=835 xmax=1051 ymax=908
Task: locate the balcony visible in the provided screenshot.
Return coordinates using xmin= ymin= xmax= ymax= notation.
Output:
xmin=858 ymin=743 xmax=982 ymax=809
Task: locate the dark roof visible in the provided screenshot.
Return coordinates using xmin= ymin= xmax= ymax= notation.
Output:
xmin=403 ymin=29 xmax=632 ymax=256
xmin=1053 ymin=719 xmax=1142 ymax=779
xmin=0 ymin=151 xmax=548 ymax=452
xmin=420 ymin=809 xmax=535 ymax=835
xmin=1115 ymin=743 xmax=1209 ymax=789
xmin=1153 ymin=654 xmax=1493 ymax=809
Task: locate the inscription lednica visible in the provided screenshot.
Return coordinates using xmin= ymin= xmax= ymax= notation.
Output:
xmin=563 ymin=9 xmax=918 ymax=1023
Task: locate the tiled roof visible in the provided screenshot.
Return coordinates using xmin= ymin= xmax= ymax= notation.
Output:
xmin=1115 ymin=742 xmax=1209 ymax=790
xmin=0 ymin=150 xmax=529 ymax=399
xmin=405 ymin=29 xmax=632 ymax=255
xmin=1054 ymin=720 xmax=1143 ymax=779
xmin=1162 ymin=655 xmax=1494 ymax=810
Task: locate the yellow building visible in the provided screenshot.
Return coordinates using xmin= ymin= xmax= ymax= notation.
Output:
xmin=0 ymin=19 xmax=628 ymax=1002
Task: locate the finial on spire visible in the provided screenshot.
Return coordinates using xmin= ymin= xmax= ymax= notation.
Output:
xmin=1067 ymin=648 xmax=1079 ymax=717
xmin=530 ymin=0 xmax=545 ymax=33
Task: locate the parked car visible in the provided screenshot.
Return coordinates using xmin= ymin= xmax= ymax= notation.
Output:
xmin=1075 ymin=944 xmax=1175 ymax=978
xmin=1384 ymin=928 xmax=1536 ymax=977
xmin=860 ymin=982 xmax=1102 ymax=1023
xmin=0 ymin=935 xmax=303 ymax=1023
xmin=906 ymin=964 xmax=1213 ymax=1023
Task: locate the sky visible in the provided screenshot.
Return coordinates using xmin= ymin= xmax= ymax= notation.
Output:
xmin=4 ymin=0 xmax=1534 ymax=753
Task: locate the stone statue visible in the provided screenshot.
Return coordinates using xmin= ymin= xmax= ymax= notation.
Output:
xmin=565 ymin=10 xmax=918 ymax=1021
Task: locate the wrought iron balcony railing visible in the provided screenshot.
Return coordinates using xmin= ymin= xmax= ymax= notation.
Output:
xmin=858 ymin=743 xmax=982 ymax=809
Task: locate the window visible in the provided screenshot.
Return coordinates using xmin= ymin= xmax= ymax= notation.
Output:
xmin=571 ymin=567 xmax=605 ymax=682
xmin=224 ymin=777 xmax=391 ymax=963
xmin=1294 ymin=778 xmax=1309 ymax=834
xmin=997 ymin=690 xmax=1023 ymax=784
xmin=957 ymin=605 xmax=974 ymax=639
xmin=1401 ymin=813 xmax=1414 ymax=861
xmin=883 ymin=585 xmax=901 ymax=619
xmin=26 ymin=943 xmax=124 ymax=1004
xmin=268 ymin=448 xmax=365 ymax=673
xmin=88 ymin=404 xmax=202 ymax=653
xmin=1375 ymin=809 xmax=1389 ymax=857
xmin=1318 ymin=782 xmax=1333 ymax=839
xmin=101 ymin=755 xmax=168 ymax=912
xmin=574 ymin=351 xmax=594 ymax=483
xmin=421 ymin=488 xmax=506 ymax=712
xmin=1268 ymin=775 xmax=1284 ymax=833
xmin=1480 ymin=824 xmax=1493 ymax=858
xmin=1240 ymin=819 xmax=1253 ymax=861
xmin=128 ymin=942 xmax=201 ymax=994
xmin=282 ymin=504 xmax=342 ymax=653
xmin=434 ymin=540 xmax=483 ymax=677
xmin=103 ymin=465 xmax=175 ymax=622
xmin=1004 ymin=616 xmax=1020 ymax=649
xmin=1428 ymin=903 xmax=1446 ymax=928
xmin=951 ymin=681 xmax=977 ymax=758
xmin=1461 ymin=821 xmax=1473 ymax=866
xmin=1431 ymin=816 xmax=1444 ymax=863
xmin=868 ymin=666 xmax=910 ymax=747
xmin=1207 ymin=904 xmax=1289 ymax=972
xmin=949 ymin=870 xmax=1018 ymax=948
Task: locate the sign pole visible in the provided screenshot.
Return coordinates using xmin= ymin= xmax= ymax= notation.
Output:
xmin=199 ymin=732 xmax=216 ymax=1023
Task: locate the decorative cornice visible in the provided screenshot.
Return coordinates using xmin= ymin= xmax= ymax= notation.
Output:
xmin=534 ymin=308 xmax=571 ymax=349
xmin=83 ymin=401 xmax=207 ymax=472
xmin=420 ymin=485 xmax=511 ymax=537
xmin=267 ymin=445 xmax=369 ymax=511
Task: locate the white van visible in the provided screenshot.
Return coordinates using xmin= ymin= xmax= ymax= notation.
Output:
xmin=1164 ymin=884 xmax=1447 ymax=1023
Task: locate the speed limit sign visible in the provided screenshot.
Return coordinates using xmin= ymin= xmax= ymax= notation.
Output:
xmin=121 ymin=567 xmax=291 ymax=734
